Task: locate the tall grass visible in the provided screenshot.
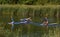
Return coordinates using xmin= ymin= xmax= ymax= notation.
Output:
xmin=0 ymin=5 xmax=60 ymax=37
xmin=0 ymin=5 xmax=60 ymax=22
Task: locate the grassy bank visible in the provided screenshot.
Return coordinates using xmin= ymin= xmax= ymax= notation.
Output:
xmin=0 ymin=5 xmax=60 ymax=17
xmin=0 ymin=5 xmax=60 ymax=23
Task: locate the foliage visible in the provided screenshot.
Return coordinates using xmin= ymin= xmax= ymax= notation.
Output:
xmin=0 ymin=5 xmax=60 ymax=37
xmin=0 ymin=0 xmax=60 ymax=5
xmin=0 ymin=5 xmax=60 ymax=17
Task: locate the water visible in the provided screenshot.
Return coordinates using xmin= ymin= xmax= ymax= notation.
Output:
xmin=0 ymin=14 xmax=60 ymax=37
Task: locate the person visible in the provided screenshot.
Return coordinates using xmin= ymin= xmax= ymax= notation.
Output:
xmin=42 ymin=16 xmax=48 ymax=26
xmin=20 ymin=17 xmax=32 ymax=23
xmin=8 ymin=16 xmax=14 ymax=24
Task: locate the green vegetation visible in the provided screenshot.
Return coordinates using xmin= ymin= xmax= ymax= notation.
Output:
xmin=0 ymin=5 xmax=60 ymax=20
xmin=0 ymin=0 xmax=60 ymax=36
xmin=0 ymin=5 xmax=60 ymax=24
xmin=0 ymin=0 xmax=60 ymax=5
xmin=0 ymin=5 xmax=60 ymax=37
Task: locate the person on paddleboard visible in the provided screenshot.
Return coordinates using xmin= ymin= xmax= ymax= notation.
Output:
xmin=42 ymin=16 xmax=48 ymax=26
xmin=20 ymin=17 xmax=32 ymax=23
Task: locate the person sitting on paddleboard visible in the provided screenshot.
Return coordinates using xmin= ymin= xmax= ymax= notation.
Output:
xmin=20 ymin=17 xmax=32 ymax=23
xmin=42 ymin=16 xmax=48 ymax=26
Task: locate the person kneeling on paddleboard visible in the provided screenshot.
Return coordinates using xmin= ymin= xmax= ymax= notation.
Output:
xmin=42 ymin=16 xmax=48 ymax=26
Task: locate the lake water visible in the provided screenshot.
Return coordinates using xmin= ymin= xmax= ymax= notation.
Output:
xmin=0 ymin=13 xmax=60 ymax=37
